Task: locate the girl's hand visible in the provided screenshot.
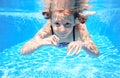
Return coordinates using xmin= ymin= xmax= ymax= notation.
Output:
xmin=84 ymin=41 xmax=99 ymax=54
xmin=42 ymin=35 xmax=59 ymax=46
xmin=67 ymin=41 xmax=83 ymax=56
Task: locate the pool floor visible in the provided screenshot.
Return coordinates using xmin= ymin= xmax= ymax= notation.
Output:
xmin=0 ymin=35 xmax=120 ymax=78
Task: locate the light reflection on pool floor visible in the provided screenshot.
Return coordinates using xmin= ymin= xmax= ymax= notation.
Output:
xmin=0 ymin=35 xmax=120 ymax=78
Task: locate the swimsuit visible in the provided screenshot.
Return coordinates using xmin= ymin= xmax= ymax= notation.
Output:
xmin=50 ymin=26 xmax=75 ymax=47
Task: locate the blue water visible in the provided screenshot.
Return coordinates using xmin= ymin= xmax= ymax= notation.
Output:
xmin=0 ymin=0 xmax=120 ymax=78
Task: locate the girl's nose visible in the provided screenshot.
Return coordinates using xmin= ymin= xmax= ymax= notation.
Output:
xmin=59 ymin=25 xmax=66 ymax=32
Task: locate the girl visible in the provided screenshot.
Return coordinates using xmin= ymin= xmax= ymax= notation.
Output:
xmin=20 ymin=0 xmax=99 ymax=57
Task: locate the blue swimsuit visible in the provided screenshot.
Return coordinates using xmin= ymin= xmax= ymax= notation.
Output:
xmin=51 ymin=26 xmax=75 ymax=47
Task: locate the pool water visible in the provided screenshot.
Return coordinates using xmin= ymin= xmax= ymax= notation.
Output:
xmin=0 ymin=35 xmax=120 ymax=78
xmin=0 ymin=0 xmax=120 ymax=78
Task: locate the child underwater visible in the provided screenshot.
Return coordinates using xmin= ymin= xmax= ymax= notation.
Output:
xmin=20 ymin=0 xmax=99 ymax=57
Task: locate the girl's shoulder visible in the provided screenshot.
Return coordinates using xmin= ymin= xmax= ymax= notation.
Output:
xmin=36 ymin=21 xmax=52 ymax=38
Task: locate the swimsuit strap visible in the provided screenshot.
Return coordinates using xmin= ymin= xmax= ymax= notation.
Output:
xmin=50 ymin=25 xmax=54 ymax=35
xmin=73 ymin=26 xmax=75 ymax=41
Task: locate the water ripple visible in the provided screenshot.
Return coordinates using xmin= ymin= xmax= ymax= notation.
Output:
xmin=0 ymin=35 xmax=120 ymax=78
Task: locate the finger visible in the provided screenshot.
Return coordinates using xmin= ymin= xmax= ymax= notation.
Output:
xmin=75 ymin=46 xmax=82 ymax=55
xmin=91 ymin=46 xmax=98 ymax=52
xmin=90 ymin=45 xmax=97 ymax=51
xmin=72 ymin=46 xmax=80 ymax=56
xmin=72 ymin=43 xmax=82 ymax=56
xmin=48 ymin=40 xmax=54 ymax=45
xmin=45 ymin=37 xmax=55 ymax=45
xmin=75 ymin=42 xmax=83 ymax=55
xmin=92 ymin=45 xmax=98 ymax=50
xmin=54 ymin=35 xmax=60 ymax=42
xmin=52 ymin=35 xmax=59 ymax=42
xmin=67 ymin=44 xmax=75 ymax=55
xmin=51 ymin=39 xmax=57 ymax=45
xmin=67 ymin=42 xmax=74 ymax=49
xmin=52 ymin=36 xmax=57 ymax=42
xmin=67 ymin=43 xmax=73 ymax=54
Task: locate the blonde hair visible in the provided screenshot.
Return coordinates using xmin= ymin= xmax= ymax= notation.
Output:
xmin=43 ymin=0 xmax=91 ymax=12
xmin=42 ymin=0 xmax=92 ymax=19
xmin=51 ymin=9 xmax=75 ymax=21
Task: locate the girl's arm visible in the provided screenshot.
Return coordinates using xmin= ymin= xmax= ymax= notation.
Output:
xmin=77 ymin=24 xmax=100 ymax=57
xmin=20 ymin=21 xmax=52 ymax=55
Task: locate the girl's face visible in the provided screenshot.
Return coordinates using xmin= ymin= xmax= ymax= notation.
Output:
xmin=51 ymin=13 xmax=75 ymax=39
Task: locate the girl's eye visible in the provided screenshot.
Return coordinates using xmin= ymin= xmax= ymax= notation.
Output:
xmin=64 ymin=23 xmax=72 ymax=28
xmin=54 ymin=22 xmax=60 ymax=26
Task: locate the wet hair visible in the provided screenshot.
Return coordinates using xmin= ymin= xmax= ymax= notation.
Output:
xmin=42 ymin=0 xmax=92 ymax=24
xmin=42 ymin=9 xmax=80 ymax=20
xmin=51 ymin=10 xmax=75 ymax=21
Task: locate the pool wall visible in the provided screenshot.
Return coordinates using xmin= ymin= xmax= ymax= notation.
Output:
xmin=0 ymin=0 xmax=120 ymax=52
